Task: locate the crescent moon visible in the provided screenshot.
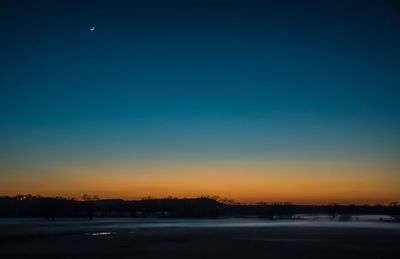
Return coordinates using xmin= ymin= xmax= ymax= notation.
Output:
xmin=90 ymin=26 xmax=95 ymax=31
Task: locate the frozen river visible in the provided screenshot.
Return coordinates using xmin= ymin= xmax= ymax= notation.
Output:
xmin=1 ymin=217 xmax=399 ymax=258
xmin=1 ymin=216 xmax=399 ymax=235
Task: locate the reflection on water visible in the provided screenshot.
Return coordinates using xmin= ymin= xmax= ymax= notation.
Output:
xmin=86 ymin=232 xmax=113 ymax=236
xmin=133 ymin=218 xmax=400 ymax=229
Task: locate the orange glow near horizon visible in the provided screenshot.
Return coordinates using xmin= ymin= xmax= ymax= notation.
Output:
xmin=1 ymin=161 xmax=399 ymax=204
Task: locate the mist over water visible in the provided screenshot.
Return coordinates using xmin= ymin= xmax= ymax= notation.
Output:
xmin=1 ymin=216 xmax=399 ymax=236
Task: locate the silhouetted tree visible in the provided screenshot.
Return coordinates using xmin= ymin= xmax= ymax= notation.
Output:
xmin=82 ymin=194 xmax=99 ymax=220
xmin=327 ymin=204 xmax=338 ymax=220
xmin=388 ymin=202 xmax=400 ymax=221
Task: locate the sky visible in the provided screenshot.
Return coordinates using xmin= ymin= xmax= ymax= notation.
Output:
xmin=0 ymin=0 xmax=399 ymax=204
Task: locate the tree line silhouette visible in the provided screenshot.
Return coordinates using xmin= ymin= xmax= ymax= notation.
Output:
xmin=0 ymin=195 xmax=399 ymax=221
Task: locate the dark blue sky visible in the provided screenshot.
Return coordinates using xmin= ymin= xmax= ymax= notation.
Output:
xmin=1 ymin=0 xmax=400 ymax=166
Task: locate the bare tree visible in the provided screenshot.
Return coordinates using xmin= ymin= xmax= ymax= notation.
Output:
xmin=82 ymin=194 xmax=99 ymax=220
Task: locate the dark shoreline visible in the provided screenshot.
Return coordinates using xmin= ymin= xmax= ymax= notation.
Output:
xmin=2 ymin=195 xmax=399 ymax=220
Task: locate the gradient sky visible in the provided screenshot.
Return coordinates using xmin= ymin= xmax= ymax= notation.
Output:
xmin=1 ymin=0 xmax=399 ymax=204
